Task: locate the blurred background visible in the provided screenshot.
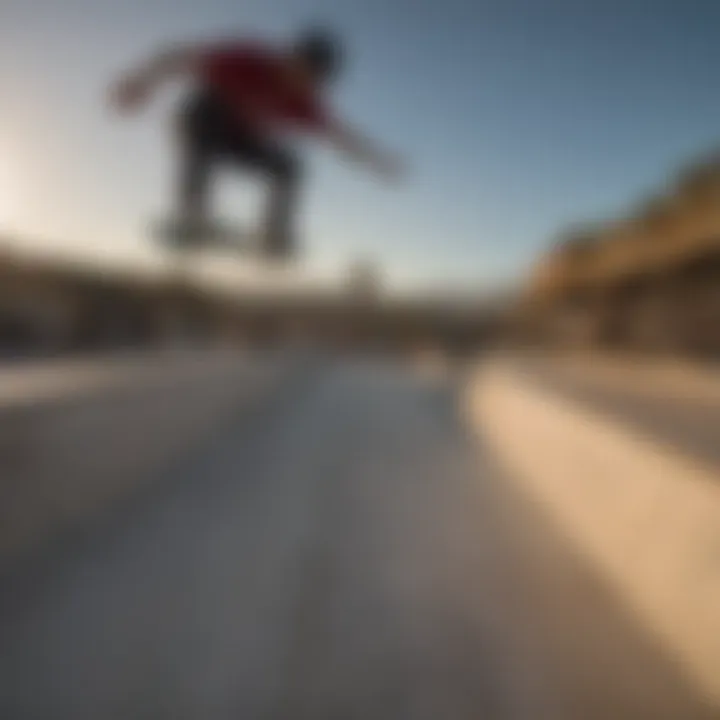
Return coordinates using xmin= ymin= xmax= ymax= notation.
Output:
xmin=0 ymin=1 xmax=718 ymax=719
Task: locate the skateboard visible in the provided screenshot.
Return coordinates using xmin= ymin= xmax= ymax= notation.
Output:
xmin=151 ymin=218 xmax=296 ymax=266
xmin=152 ymin=218 xmax=257 ymax=253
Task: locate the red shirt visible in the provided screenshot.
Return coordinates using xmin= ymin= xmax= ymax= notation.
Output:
xmin=199 ymin=41 xmax=330 ymax=135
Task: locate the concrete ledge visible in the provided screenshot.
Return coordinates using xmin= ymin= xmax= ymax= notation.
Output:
xmin=0 ymin=350 xmax=288 ymax=566
xmin=465 ymin=360 xmax=720 ymax=705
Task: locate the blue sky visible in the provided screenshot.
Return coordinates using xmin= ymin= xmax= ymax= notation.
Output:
xmin=2 ymin=0 xmax=720 ymax=290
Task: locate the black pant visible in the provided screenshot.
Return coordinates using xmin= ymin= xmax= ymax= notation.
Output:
xmin=176 ymin=91 xmax=301 ymax=256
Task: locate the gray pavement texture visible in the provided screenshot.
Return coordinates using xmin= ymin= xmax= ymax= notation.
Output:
xmin=515 ymin=359 xmax=720 ymax=471
xmin=0 ymin=360 xmax=716 ymax=719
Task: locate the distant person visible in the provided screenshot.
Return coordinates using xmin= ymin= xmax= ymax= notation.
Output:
xmin=110 ymin=28 xmax=403 ymax=260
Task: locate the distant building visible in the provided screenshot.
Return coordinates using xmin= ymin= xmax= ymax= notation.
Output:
xmin=0 ymin=244 xmax=499 ymax=357
xmin=516 ymin=152 xmax=720 ymax=356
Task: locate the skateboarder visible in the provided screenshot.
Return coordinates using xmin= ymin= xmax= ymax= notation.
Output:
xmin=110 ymin=27 xmax=403 ymax=258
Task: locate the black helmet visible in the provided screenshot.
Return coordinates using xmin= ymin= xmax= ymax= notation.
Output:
xmin=294 ymin=28 xmax=343 ymax=80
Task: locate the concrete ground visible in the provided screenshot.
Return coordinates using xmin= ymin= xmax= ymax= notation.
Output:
xmin=515 ymin=355 xmax=720 ymax=470
xmin=0 ymin=359 xmax=715 ymax=719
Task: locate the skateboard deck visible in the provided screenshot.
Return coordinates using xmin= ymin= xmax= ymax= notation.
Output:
xmin=152 ymin=218 xmax=257 ymax=253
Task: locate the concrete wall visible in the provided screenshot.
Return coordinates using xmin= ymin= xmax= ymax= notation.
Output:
xmin=465 ymin=361 xmax=720 ymax=706
xmin=0 ymin=351 xmax=288 ymax=568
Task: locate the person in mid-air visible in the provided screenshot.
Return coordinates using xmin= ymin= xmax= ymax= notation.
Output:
xmin=110 ymin=27 xmax=403 ymax=259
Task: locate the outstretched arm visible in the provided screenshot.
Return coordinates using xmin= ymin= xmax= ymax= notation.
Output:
xmin=326 ymin=121 xmax=405 ymax=182
xmin=110 ymin=44 xmax=202 ymax=113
